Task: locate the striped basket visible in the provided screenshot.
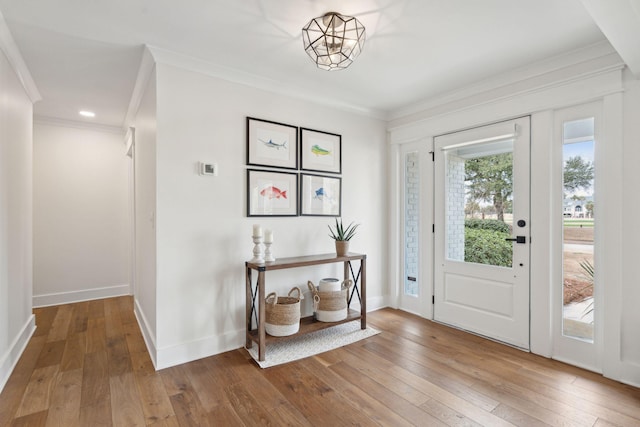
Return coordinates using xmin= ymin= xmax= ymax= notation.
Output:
xmin=265 ymin=287 xmax=302 ymax=337
xmin=307 ymin=280 xmax=353 ymax=322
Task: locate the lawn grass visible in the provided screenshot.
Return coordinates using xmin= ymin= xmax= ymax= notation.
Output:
xmin=564 ymin=219 xmax=594 ymax=227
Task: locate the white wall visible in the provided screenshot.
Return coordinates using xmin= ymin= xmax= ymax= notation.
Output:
xmin=0 ymin=43 xmax=35 ymax=392
xmin=133 ymin=66 xmax=158 ymax=364
xmin=387 ymin=46 xmax=640 ymax=387
xmin=620 ymin=71 xmax=640 ymax=376
xmin=32 ymin=122 xmax=130 ymax=306
xmin=133 ymin=57 xmax=387 ymax=368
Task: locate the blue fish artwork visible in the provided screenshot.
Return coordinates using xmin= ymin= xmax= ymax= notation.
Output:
xmin=314 ymin=187 xmax=336 ymax=204
xmin=259 ymin=139 xmax=287 ymax=150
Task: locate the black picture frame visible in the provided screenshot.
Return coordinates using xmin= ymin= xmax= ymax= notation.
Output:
xmin=300 ymin=173 xmax=342 ymax=217
xmin=247 ymin=117 xmax=298 ymax=170
xmin=247 ymin=169 xmax=298 ymax=217
xmin=300 ymin=127 xmax=342 ymax=174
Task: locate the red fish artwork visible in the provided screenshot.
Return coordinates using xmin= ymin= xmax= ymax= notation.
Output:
xmin=260 ymin=186 xmax=287 ymax=199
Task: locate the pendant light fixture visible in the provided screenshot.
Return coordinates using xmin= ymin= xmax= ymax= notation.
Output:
xmin=302 ymin=12 xmax=366 ymax=71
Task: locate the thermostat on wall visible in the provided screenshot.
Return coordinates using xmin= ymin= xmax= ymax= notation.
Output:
xmin=200 ymin=162 xmax=218 ymax=176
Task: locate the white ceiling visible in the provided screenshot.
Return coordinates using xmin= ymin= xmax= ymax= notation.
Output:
xmin=0 ymin=0 xmax=637 ymax=128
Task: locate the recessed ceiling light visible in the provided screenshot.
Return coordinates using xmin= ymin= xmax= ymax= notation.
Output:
xmin=79 ymin=110 xmax=95 ymax=118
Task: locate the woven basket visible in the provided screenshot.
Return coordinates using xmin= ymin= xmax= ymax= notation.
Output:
xmin=265 ymin=287 xmax=301 ymax=336
xmin=307 ymin=280 xmax=353 ymax=322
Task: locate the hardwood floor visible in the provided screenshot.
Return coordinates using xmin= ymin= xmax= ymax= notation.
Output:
xmin=1 ymin=297 xmax=639 ymax=426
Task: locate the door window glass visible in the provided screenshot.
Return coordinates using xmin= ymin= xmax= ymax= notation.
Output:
xmin=562 ymin=117 xmax=595 ymax=341
xmin=445 ymin=140 xmax=514 ymax=268
xmin=404 ymin=151 xmax=419 ymax=297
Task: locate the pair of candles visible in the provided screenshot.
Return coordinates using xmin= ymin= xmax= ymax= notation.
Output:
xmin=252 ymin=224 xmax=273 ymax=243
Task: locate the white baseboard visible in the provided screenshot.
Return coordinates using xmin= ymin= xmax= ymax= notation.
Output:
xmin=155 ymin=328 xmax=245 ymax=370
xmin=133 ymin=299 xmax=158 ymax=369
xmin=133 ymin=299 xmax=244 ymax=370
xmin=133 ymin=295 xmax=388 ymax=371
xmin=609 ymin=361 xmax=640 ymax=389
xmin=366 ymin=295 xmax=388 ymax=312
xmin=33 ymin=284 xmax=131 ymax=307
xmin=0 ymin=314 xmax=36 ymax=393
xmin=616 ymin=376 xmax=640 ymax=389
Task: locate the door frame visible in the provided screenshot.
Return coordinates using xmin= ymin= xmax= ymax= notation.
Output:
xmin=396 ymin=141 xmax=434 ymax=318
xmin=125 ymin=127 xmax=136 ymax=297
xmin=551 ymin=101 xmax=603 ymax=372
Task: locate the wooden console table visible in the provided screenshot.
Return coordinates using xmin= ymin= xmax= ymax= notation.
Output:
xmin=245 ymin=253 xmax=366 ymax=361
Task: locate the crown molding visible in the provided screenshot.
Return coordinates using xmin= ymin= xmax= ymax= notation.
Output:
xmin=0 ymin=10 xmax=41 ymax=103
xmin=143 ymin=44 xmax=387 ymax=120
xmin=389 ymin=41 xmax=621 ymax=123
xmin=34 ymin=115 xmax=125 ymax=135
xmin=388 ymin=63 xmax=623 ymax=143
xmin=123 ymin=46 xmax=156 ymax=130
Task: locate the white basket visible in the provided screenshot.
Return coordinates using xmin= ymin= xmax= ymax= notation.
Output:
xmin=265 ymin=322 xmax=300 ymax=337
xmin=319 ymin=278 xmax=341 ymax=292
xmin=316 ymin=307 xmax=348 ymax=322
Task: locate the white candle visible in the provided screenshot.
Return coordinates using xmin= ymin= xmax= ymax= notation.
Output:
xmin=253 ymin=224 xmax=262 ymax=237
xmin=264 ymin=229 xmax=273 ymax=243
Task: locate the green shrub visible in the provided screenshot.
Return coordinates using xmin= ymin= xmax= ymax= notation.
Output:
xmin=465 ymin=218 xmax=511 ymax=233
xmin=464 ymin=228 xmax=512 ymax=267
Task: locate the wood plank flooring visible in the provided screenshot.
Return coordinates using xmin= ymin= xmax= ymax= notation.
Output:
xmin=1 ymin=296 xmax=639 ymax=426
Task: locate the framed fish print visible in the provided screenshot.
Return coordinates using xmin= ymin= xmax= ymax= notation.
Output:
xmin=247 ymin=169 xmax=298 ymax=217
xmin=300 ymin=173 xmax=341 ymax=217
xmin=247 ymin=117 xmax=298 ymax=170
xmin=300 ymin=128 xmax=341 ymax=174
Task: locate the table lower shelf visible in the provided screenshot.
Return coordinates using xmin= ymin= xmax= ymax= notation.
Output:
xmin=247 ymin=309 xmax=363 ymax=345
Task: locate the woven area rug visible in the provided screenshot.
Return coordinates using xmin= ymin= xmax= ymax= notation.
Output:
xmin=246 ymin=321 xmax=380 ymax=368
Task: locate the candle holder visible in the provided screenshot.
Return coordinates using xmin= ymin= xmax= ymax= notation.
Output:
xmin=264 ymin=241 xmax=275 ymax=263
xmin=250 ymin=235 xmax=264 ymax=264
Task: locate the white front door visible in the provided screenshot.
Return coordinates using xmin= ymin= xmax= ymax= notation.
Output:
xmin=434 ymin=117 xmax=531 ymax=349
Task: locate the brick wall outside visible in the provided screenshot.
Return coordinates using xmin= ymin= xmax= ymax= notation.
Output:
xmin=446 ymin=154 xmax=465 ymax=261
xmin=404 ymin=152 xmax=419 ymax=296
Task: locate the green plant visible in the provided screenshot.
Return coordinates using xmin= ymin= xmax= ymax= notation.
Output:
xmin=328 ymin=218 xmax=359 ymax=241
xmin=579 ymin=259 xmax=594 ymax=322
xmin=464 ymin=227 xmax=512 ymax=267
xmin=579 ymin=259 xmax=594 ymax=280
xmin=464 ymin=218 xmax=511 ymax=233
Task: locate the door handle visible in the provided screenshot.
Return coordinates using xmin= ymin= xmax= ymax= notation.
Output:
xmin=506 ymin=236 xmax=526 ymax=244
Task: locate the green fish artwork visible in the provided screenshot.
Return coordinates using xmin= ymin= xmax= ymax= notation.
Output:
xmin=311 ymin=144 xmax=331 ymax=156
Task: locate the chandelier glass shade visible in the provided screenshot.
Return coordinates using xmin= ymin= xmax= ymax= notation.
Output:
xmin=302 ymin=12 xmax=366 ymax=71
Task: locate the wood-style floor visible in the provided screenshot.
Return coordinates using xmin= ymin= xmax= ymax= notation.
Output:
xmin=1 ymin=297 xmax=639 ymax=426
